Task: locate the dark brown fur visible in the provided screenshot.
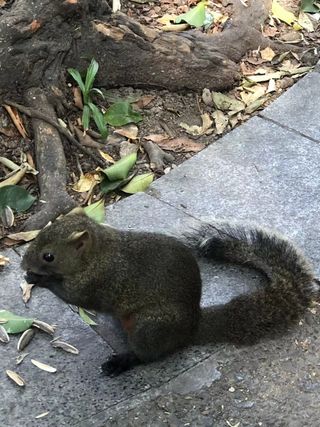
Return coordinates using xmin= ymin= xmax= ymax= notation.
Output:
xmin=22 ymin=212 xmax=317 ymax=376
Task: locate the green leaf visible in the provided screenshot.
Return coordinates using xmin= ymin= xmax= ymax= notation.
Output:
xmin=0 ymin=185 xmax=36 ymax=213
xmin=79 ymin=307 xmax=97 ymax=325
xmin=82 ymin=105 xmax=91 ymax=132
xmin=68 ymin=68 xmax=85 ymax=93
xmin=102 ymin=152 xmax=137 ymax=181
xmin=175 ymin=0 xmax=207 ymax=27
xmin=84 ymin=59 xmax=99 ymax=101
xmin=301 ymin=0 xmax=319 ymax=12
xmin=121 ymin=173 xmax=154 ymax=194
xmin=104 ymin=101 xmax=143 ymax=127
xmin=100 ymin=178 xmax=126 ymax=194
xmin=83 ymin=200 xmax=105 ymax=223
xmin=88 ymin=102 xmax=108 ymax=138
xmin=0 ymin=310 xmax=34 ymax=334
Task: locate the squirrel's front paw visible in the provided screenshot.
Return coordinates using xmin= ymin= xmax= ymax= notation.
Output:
xmin=101 ymin=352 xmax=140 ymax=377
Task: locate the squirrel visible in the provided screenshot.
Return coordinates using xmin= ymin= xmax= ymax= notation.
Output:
xmin=22 ymin=208 xmax=317 ymax=377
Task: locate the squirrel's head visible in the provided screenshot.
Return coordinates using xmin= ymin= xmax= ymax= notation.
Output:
xmin=22 ymin=209 xmax=96 ymax=278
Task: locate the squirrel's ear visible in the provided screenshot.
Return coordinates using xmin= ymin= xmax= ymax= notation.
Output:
xmin=66 ymin=230 xmax=91 ymax=252
xmin=66 ymin=207 xmax=86 ymax=217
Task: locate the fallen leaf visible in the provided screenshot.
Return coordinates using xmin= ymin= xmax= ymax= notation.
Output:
xmin=114 ymin=124 xmax=139 ymax=140
xmin=240 ymin=85 xmax=266 ymax=105
xmin=73 ymin=87 xmax=83 ymax=109
xmin=246 ymin=71 xmax=284 ymax=83
xmin=79 ymin=307 xmax=98 ymax=325
xmin=83 ymin=199 xmax=105 ymax=223
xmin=104 ymin=101 xmax=142 ymax=126
xmin=72 ymin=172 xmax=101 ymax=193
xmin=180 ymin=113 xmax=213 ymax=136
xmin=102 ymin=152 xmax=137 ymax=181
xmin=267 ymin=78 xmax=277 ymax=93
xmin=158 ymin=136 xmax=205 ymax=152
xmin=31 ymin=359 xmax=57 ymax=373
xmin=133 ymin=95 xmax=156 ymax=109
xmin=272 ymin=0 xmax=302 ymax=29
xmin=98 ymin=150 xmax=115 ymax=163
xmin=212 ymin=110 xmax=228 ymax=135
xmin=144 ymin=134 xmax=169 ymax=143
xmin=298 ymin=11 xmax=314 ymax=31
xmin=0 ymin=310 xmax=34 ymax=334
xmin=301 ymin=0 xmax=320 ymax=13
xmin=20 ymin=282 xmax=35 ymax=303
xmin=175 ymin=0 xmax=207 ymax=28
xmin=3 ymin=105 xmax=28 ymax=138
xmin=121 ymin=173 xmax=154 ymax=194
xmin=212 ymin=92 xmax=245 ymax=112
xmin=162 ymin=23 xmax=189 ymax=32
xmin=0 ymin=254 xmax=10 ymax=266
xmin=7 ymin=229 xmax=40 ymax=243
xmin=260 ymin=47 xmax=276 ymax=61
xmin=158 ymin=14 xmax=178 ymax=25
xmin=0 ymin=165 xmax=28 ymax=188
xmin=280 ymin=31 xmax=302 ymax=43
xmin=262 ymin=25 xmax=278 ymax=37
xmin=245 ymin=95 xmax=269 ymax=114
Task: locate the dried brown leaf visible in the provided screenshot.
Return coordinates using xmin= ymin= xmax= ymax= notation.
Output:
xmin=157 ymin=137 xmax=205 ymax=153
xmin=3 ymin=105 xmax=28 ymax=138
xmin=7 ymin=229 xmax=40 ymax=243
xmin=73 ymin=87 xmax=83 ymax=110
xmin=114 ymin=124 xmax=139 ymax=140
xmin=144 ymin=134 xmax=169 ymax=143
xmin=134 ymin=95 xmax=156 ymax=109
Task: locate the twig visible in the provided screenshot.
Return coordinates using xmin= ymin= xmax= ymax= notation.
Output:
xmin=4 ymin=100 xmax=105 ymax=168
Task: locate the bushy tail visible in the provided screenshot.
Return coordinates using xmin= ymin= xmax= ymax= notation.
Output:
xmin=184 ymin=222 xmax=316 ymax=343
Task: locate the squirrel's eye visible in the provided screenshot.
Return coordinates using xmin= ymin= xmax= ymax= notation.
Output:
xmin=43 ymin=253 xmax=54 ymax=262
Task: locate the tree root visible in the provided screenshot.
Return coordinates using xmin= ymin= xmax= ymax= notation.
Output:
xmin=142 ymin=141 xmax=174 ymax=172
xmin=22 ymin=87 xmax=77 ymax=230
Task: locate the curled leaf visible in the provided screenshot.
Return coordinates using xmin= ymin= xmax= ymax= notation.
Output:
xmin=121 ymin=173 xmax=154 ymax=194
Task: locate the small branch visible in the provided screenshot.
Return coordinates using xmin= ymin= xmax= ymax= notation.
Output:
xmin=4 ymin=100 xmax=105 ymax=168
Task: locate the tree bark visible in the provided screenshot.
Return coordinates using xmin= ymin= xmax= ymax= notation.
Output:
xmin=0 ymin=0 xmax=297 ymax=97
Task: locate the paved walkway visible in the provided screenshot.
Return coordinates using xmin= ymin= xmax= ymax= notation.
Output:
xmin=1 ymin=69 xmax=320 ymax=426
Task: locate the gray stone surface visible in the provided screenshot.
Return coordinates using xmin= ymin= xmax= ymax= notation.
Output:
xmin=261 ymin=71 xmax=320 ymax=141
xmin=147 ymin=116 xmax=320 ymax=274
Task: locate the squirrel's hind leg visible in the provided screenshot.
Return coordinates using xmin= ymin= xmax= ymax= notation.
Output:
xmin=128 ymin=306 xmax=199 ymax=362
